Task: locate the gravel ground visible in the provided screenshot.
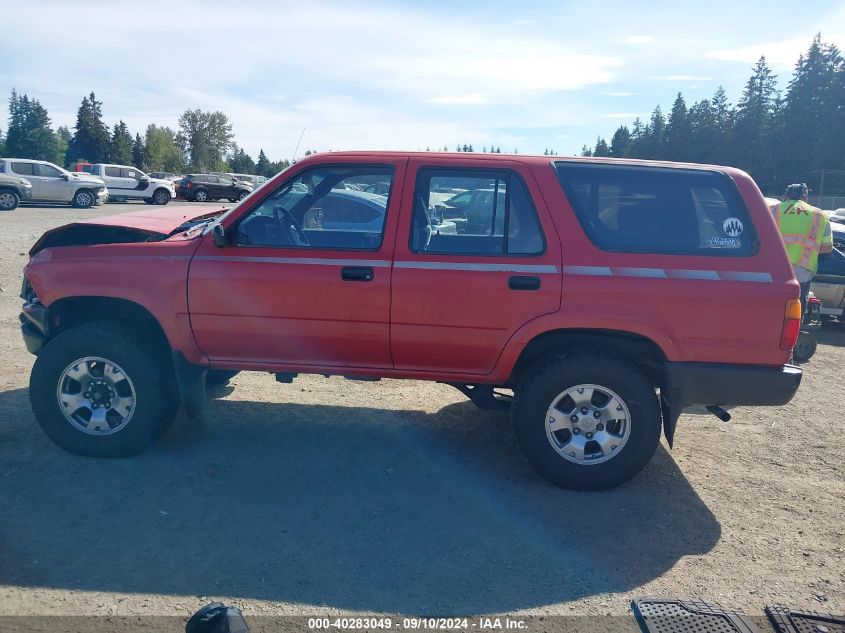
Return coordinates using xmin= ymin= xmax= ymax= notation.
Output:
xmin=0 ymin=202 xmax=842 ymax=626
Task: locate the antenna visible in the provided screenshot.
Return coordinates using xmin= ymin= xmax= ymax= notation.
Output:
xmin=292 ymin=128 xmax=305 ymax=162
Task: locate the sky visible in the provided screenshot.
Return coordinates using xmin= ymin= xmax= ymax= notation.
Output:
xmin=1 ymin=0 xmax=845 ymax=162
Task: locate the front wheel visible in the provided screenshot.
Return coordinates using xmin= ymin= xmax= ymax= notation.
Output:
xmin=238 ymin=191 xmax=249 ymax=201
xmin=152 ymin=188 xmax=171 ymax=205
xmin=72 ymin=189 xmax=95 ymax=208
xmin=512 ymin=353 xmax=662 ymax=490
xmin=29 ymin=323 xmax=179 ymax=457
xmin=193 ymin=189 xmax=209 ymax=202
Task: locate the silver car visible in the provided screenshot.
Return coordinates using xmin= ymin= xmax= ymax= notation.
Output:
xmin=0 ymin=158 xmax=107 ymax=207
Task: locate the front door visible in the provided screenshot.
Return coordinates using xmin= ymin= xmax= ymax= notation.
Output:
xmin=187 ymin=160 xmax=405 ymax=369
xmin=33 ymin=163 xmax=72 ymax=202
xmin=389 ymin=158 xmax=562 ymax=375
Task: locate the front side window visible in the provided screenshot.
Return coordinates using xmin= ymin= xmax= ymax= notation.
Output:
xmin=235 ymin=165 xmax=395 ymax=251
xmin=11 ymin=162 xmax=35 ymax=176
xmin=555 ymin=162 xmax=756 ymax=256
xmin=37 ymin=164 xmax=62 ymax=178
xmin=122 ymin=168 xmax=140 ymax=179
xmin=410 ymin=168 xmax=545 ymax=255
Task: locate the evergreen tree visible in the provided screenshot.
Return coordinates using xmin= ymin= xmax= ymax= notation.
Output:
xmin=109 ymin=120 xmax=134 ymax=165
xmin=132 ymin=133 xmax=145 ymax=169
xmin=733 ymin=56 xmax=779 ymax=182
xmin=609 ymin=125 xmax=632 ymax=157
xmin=55 ymin=126 xmax=71 ymax=165
xmin=664 ymin=93 xmax=692 ymax=161
xmin=593 ymin=137 xmax=611 ymax=157
xmin=255 ymin=149 xmax=271 ymax=177
xmin=5 ymin=89 xmax=61 ymax=163
xmin=0 ymin=128 xmax=5 ymax=156
xmin=688 ymin=98 xmax=717 ymax=164
xmin=580 ymin=145 xmax=593 ymax=157
xmin=628 ymin=118 xmax=646 ymax=157
xmin=67 ymin=92 xmax=110 ymax=164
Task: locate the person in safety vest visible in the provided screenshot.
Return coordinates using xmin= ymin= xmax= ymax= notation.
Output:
xmin=774 ymin=183 xmax=833 ymax=313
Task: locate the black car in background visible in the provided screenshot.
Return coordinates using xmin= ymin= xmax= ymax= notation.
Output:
xmin=178 ymin=174 xmax=252 ymax=202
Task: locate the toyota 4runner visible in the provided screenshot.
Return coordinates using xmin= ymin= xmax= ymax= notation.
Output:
xmin=20 ymin=152 xmax=803 ymax=490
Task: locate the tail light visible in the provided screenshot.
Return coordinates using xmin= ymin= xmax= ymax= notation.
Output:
xmin=780 ymin=298 xmax=802 ymax=350
xmin=186 ymin=182 xmax=193 ymax=189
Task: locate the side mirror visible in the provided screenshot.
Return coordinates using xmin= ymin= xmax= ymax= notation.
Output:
xmin=61 ymin=173 xmax=70 ymax=181
xmin=212 ymin=223 xmax=229 ymax=248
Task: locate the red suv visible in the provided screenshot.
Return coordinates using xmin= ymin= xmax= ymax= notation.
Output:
xmin=19 ymin=152 xmax=802 ymax=489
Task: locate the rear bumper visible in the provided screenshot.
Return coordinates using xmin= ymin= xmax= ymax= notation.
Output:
xmin=667 ymin=361 xmax=802 ymax=407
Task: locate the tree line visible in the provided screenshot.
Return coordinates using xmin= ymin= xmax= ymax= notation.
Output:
xmin=582 ymin=34 xmax=845 ymax=197
xmin=0 ymin=91 xmax=293 ymax=177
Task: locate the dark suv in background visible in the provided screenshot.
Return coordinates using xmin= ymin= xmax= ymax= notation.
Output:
xmin=178 ymin=174 xmax=252 ymax=202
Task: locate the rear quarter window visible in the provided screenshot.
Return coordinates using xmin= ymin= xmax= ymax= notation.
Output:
xmin=554 ymin=162 xmax=757 ymax=257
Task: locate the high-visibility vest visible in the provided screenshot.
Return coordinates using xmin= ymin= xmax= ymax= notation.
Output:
xmin=776 ymin=199 xmax=828 ymax=274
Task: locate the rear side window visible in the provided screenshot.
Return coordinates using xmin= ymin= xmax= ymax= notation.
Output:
xmin=11 ymin=162 xmax=35 ymax=176
xmin=410 ymin=168 xmax=545 ymax=256
xmin=554 ymin=162 xmax=756 ymax=256
xmin=105 ymin=166 xmax=121 ymax=177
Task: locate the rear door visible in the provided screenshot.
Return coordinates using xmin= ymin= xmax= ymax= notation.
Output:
xmin=390 ymin=157 xmax=562 ymax=374
xmin=187 ymin=159 xmax=406 ymax=369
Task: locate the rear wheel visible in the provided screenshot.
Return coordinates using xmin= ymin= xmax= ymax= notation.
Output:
xmin=152 ymin=188 xmax=171 ymax=205
xmin=512 ymin=353 xmax=661 ymax=490
xmin=0 ymin=189 xmax=20 ymax=211
xmin=29 ymin=323 xmax=179 ymax=457
xmin=72 ymin=189 xmax=95 ymax=208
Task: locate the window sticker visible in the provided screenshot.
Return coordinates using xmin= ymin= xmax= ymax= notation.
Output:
xmin=723 ymin=217 xmax=744 ymax=238
xmin=710 ymin=236 xmax=742 ymax=248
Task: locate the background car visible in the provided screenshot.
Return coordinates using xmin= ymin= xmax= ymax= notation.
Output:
xmin=227 ymin=173 xmax=268 ymax=188
xmin=0 ymin=171 xmax=33 ymax=210
xmin=0 ymin=158 xmax=107 ymax=207
xmin=178 ymin=174 xmax=252 ymax=202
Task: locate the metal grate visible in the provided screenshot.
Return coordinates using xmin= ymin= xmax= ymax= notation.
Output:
xmin=766 ymin=605 xmax=845 ymax=633
xmin=633 ymin=597 xmax=762 ymax=633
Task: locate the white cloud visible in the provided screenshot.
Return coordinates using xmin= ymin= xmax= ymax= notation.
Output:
xmin=621 ymin=35 xmax=654 ymax=45
xmin=425 ymin=94 xmax=488 ymax=105
xmin=601 ymin=91 xmax=634 ymax=97
xmin=651 ymin=75 xmax=712 ymax=81
xmin=708 ymin=33 xmax=845 ymax=66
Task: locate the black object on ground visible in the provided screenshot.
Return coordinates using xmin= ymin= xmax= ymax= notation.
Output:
xmin=766 ymin=605 xmax=845 ymax=633
xmin=186 ymin=602 xmax=250 ymax=633
xmin=632 ymin=597 xmax=761 ymax=633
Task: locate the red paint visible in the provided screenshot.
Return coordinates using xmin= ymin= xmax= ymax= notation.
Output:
xmin=26 ymin=152 xmax=798 ymax=382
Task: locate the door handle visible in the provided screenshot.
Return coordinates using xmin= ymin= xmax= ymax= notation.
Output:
xmin=508 ymin=275 xmax=541 ymax=291
xmin=341 ymin=266 xmax=374 ymax=282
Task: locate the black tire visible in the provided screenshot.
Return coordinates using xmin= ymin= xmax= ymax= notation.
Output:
xmin=206 ymin=369 xmax=239 ymax=387
xmin=793 ymin=331 xmax=817 ymax=362
xmin=238 ymin=191 xmax=249 ymax=201
xmin=0 ymin=188 xmax=21 ymax=211
xmin=29 ymin=323 xmax=180 ymax=457
xmin=193 ymin=189 xmax=209 ymax=202
xmin=152 ymin=188 xmax=171 ymax=205
xmin=143 ymin=197 xmax=154 ymax=204
xmin=72 ymin=189 xmax=96 ymax=208
xmin=512 ymin=353 xmax=662 ymax=490
xmin=228 ymin=198 xmax=237 ymax=203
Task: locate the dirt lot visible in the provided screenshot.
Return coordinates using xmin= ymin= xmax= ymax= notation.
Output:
xmin=0 ymin=202 xmax=842 ymax=624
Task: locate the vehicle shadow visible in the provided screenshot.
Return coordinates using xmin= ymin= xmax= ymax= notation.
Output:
xmin=817 ymin=322 xmax=845 ymax=346
xmin=0 ymin=386 xmax=720 ymax=614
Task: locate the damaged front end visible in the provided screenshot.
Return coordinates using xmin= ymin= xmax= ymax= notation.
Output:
xmin=28 ymin=224 xmax=165 ymax=256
